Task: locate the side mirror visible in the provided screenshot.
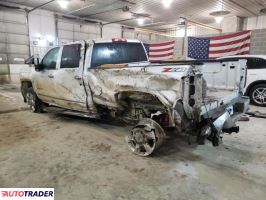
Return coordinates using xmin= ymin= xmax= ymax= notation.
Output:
xmin=34 ymin=57 xmax=39 ymax=66
xmin=34 ymin=58 xmax=42 ymax=71
xmin=25 ymin=56 xmax=42 ymax=71
xmin=25 ymin=56 xmax=34 ymax=65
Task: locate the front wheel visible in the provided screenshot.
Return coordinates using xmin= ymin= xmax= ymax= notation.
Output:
xmin=249 ymin=84 xmax=266 ymax=107
xmin=26 ymin=87 xmax=43 ymax=113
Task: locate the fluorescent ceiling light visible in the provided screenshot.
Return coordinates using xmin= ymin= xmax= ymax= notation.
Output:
xmin=215 ymin=16 xmax=223 ymax=23
xmin=58 ymin=0 xmax=69 ymax=9
xmin=137 ymin=18 xmax=145 ymax=25
xmin=162 ymin=0 xmax=173 ymax=8
xmin=210 ymin=0 xmax=229 ymax=23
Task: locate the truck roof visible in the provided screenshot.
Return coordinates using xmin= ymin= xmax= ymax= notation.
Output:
xmin=87 ymin=38 xmax=142 ymax=44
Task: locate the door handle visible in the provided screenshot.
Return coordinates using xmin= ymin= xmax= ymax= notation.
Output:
xmin=74 ymin=75 xmax=82 ymax=80
xmin=48 ymin=74 xmax=54 ymax=78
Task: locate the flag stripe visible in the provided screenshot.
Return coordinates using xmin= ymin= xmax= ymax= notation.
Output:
xmin=209 ymin=43 xmax=250 ymax=54
xmin=209 ymin=47 xmax=250 ymax=58
xmin=209 ymin=35 xmax=251 ymax=47
xmin=149 ymin=52 xmax=174 ymax=58
xmin=149 ymin=44 xmax=175 ymax=50
xmin=210 ymin=32 xmax=251 ymax=45
xmin=149 ymin=41 xmax=175 ymax=47
xmin=149 ymin=46 xmax=175 ymax=52
xmin=147 ymin=41 xmax=175 ymax=61
xmin=211 ymin=30 xmax=251 ymax=41
xmin=149 ymin=49 xmax=174 ymax=56
xmin=209 ymin=40 xmax=250 ymax=51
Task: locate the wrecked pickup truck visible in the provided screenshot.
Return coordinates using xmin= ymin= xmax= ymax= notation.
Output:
xmin=20 ymin=38 xmax=249 ymax=156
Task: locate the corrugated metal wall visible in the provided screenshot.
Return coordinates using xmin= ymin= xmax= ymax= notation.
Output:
xmin=28 ymin=10 xmax=55 ymax=59
xmin=0 ymin=11 xmax=29 ymax=65
xmin=57 ymin=19 xmax=101 ymax=44
xmin=0 ymin=10 xmax=29 ymax=82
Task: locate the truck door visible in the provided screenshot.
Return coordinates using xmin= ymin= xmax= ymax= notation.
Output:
xmin=32 ymin=47 xmax=60 ymax=104
xmin=51 ymin=42 xmax=88 ymax=111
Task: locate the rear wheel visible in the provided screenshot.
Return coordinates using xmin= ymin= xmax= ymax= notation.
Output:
xmin=249 ymin=84 xmax=266 ymax=107
xmin=126 ymin=118 xmax=165 ymax=156
xmin=26 ymin=87 xmax=43 ymax=113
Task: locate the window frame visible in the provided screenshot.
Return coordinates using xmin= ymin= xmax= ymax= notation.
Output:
xmin=41 ymin=47 xmax=60 ymax=70
xmin=248 ymin=57 xmax=266 ymax=69
xmin=60 ymin=43 xmax=82 ymax=69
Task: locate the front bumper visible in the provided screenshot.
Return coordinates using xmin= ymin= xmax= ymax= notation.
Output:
xmin=201 ymin=95 xmax=250 ymax=131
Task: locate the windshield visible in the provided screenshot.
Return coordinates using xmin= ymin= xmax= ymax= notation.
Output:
xmin=91 ymin=42 xmax=148 ymax=68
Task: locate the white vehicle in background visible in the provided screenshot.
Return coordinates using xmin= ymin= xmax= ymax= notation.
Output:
xmin=218 ymin=55 xmax=266 ymax=106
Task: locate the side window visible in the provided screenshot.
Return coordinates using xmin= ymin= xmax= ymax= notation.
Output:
xmin=247 ymin=58 xmax=266 ymax=69
xmin=246 ymin=58 xmax=254 ymax=69
xmin=91 ymin=43 xmax=147 ymax=68
xmin=41 ymin=47 xmax=60 ymax=70
xmin=254 ymin=58 xmax=266 ymax=69
xmin=60 ymin=44 xmax=81 ymax=68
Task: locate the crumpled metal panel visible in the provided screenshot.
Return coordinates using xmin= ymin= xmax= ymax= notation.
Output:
xmin=84 ymin=66 xmax=181 ymax=110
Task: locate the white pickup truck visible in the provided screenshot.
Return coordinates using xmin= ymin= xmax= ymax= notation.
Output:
xmin=20 ymin=38 xmax=249 ymax=156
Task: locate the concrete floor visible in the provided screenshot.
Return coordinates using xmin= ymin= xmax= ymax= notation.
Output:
xmin=0 ymin=84 xmax=266 ymax=200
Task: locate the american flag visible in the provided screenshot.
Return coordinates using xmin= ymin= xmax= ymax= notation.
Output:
xmin=188 ymin=30 xmax=251 ymax=59
xmin=145 ymin=41 xmax=175 ymax=62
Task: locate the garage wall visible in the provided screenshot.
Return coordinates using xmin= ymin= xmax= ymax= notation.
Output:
xmin=2 ymin=8 xmax=266 ymax=84
xmin=29 ymin=10 xmax=55 ymax=58
xmin=0 ymin=10 xmax=29 ymax=83
xmin=246 ymin=15 xmax=266 ymax=30
xmin=102 ymin=24 xmax=122 ymax=39
xmin=122 ymin=29 xmax=135 ymax=39
xmin=0 ymin=10 xmax=29 ymax=65
xmin=250 ymin=29 xmax=266 ymax=55
xmin=222 ymin=16 xmax=243 ymax=33
xmin=27 ymin=9 xmax=227 ymax=60
xmin=57 ymin=19 xmax=101 ymax=44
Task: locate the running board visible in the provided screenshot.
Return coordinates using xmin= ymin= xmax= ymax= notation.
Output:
xmin=44 ymin=106 xmax=100 ymax=119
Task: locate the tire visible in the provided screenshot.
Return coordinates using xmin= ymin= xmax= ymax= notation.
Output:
xmin=249 ymin=84 xmax=266 ymax=107
xmin=126 ymin=118 xmax=165 ymax=156
xmin=26 ymin=87 xmax=43 ymax=113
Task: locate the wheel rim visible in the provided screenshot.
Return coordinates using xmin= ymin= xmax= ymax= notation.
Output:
xmin=127 ymin=128 xmax=156 ymax=156
xmin=126 ymin=118 xmax=165 ymax=156
xmin=26 ymin=92 xmax=36 ymax=112
xmin=252 ymin=87 xmax=266 ymax=105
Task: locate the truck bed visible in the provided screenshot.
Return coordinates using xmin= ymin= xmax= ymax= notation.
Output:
xmin=206 ymin=88 xmax=238 ymax=103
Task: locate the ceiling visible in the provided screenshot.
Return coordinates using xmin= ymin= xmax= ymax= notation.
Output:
xmin=2 ymin=0 xmax=266 ymax=29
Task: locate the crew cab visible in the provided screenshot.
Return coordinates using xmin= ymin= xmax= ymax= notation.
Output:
xmin=20 ymin=38 xmax=249 ymax=156
xmin=218 ymin=55 xmax=266 ymax=106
